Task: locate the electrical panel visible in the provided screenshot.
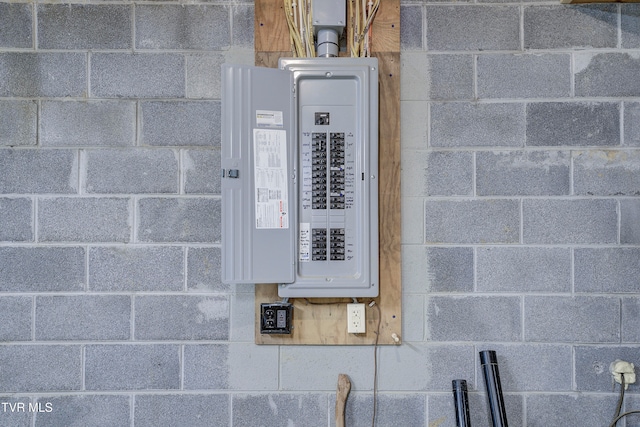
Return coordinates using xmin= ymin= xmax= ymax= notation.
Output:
xmin=221 ymin=58 xmax=378 ymax=298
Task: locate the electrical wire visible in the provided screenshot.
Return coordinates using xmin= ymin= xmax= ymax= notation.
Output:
xmin=608 ymin=373 xmax=640 ymax=427
xmin=370 ymin=301 xmax=380 ymax=427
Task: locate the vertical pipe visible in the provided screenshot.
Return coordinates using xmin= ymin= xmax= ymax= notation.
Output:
xmin=479 ymin=350 xmax=509 ymax=427
xmin=452 ymin=379 xmax=472 ymax=427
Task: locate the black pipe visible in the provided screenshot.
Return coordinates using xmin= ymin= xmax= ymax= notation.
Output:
xmin=479 ymin=350 xmax=508 ymax=427
xmin=452 ymin=379 xmax=472 ymax=427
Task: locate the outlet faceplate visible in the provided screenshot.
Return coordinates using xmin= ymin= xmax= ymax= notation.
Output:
xmin=260 ymin=303 xmax=293 ymax=334
xmin=347 ymin=303 xmax=365 ymax=334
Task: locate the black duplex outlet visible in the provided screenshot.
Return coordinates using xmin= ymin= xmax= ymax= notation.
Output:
xmin=260 ymin=303 xmax=293 ymax=334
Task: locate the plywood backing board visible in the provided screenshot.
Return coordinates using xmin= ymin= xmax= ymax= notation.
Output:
xmin=254 ymin=0 xmax=401 ymax=345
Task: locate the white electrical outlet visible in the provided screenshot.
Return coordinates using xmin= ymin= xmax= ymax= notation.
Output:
xmin=347 ymin=303 xmax=366 ymax=334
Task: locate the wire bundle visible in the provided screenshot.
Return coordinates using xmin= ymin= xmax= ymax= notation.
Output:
xmin=348 ymin=0 xmax=380 ymax=57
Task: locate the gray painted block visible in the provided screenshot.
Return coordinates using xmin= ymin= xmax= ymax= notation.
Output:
xmin=403 ymin=197 xmax=424 ymax=244
xmin=424 ymin=199 xmax=520 ymax=244
xmin=402 ymin=246 xmax=474 ymax=293
xmin=477 ymin=247 xmax=571 ymax=293
xmin=0 ymin=346 xmax=81 ymax=392
xmin=574 ymin=150 xmax=640 ymax=195
xmin=476 ymin=344 xmax=572 ymax=391
xmin=38 ymin=197 xmax=131 ymax=243
xmin=575 ymin=345 xmax=640 ymax=391
xmin=0 ymin=247 xmax=85 ymax=292
xmin=136 ymin=5 xmax=229 ymax=50
xmin=0 ymin=198 xmax=32 ymax=242
xmin=140 ymin=101 xmax=220 ymax=146
xmin=0 ymin=397 xmax=31 ymax=427
xmin=477 ymin=54 xmax=571 ymax=99
xmin=429 ymin=394 xmax=523 ymax=427
xmin=426 ymin=296 xmax=521 ymax=341
xmin=428 ymin=55 xmax=474 ymax=101
xmin=526 ymin=394 xmax=617 ymax=427
xmin=138 ymin=198 xmax=221 ymax=243
xmin=425 ymin=151 xmax=473 ymax=196
xmin=34 ymin=395 xmax=130 ymax=427
xmin=0 ymin=4 xmax=32 ymax=48
xmin=0 ymin=297 xmax=31 ymax=341
xmin=401 ymin=150 xmax=428 ymax=197
xmin=232 ymin=394 xmax=328 ymax=427
xmin=378 ymin=344 xmax=475 ymax=391
xmin=575 ymin=248 xmax=640 ymax=293
xmin=523 ymin=199 xmax=617 ymax=244
xmin=401 ymin=52 xmax=429 ymax=101
xmin=622 ymin=298 xmax=640 ymax=342
xmin=430 ymin=103 xmax=525 ymax=147
xmin=0 ymin=100 xmax=37 ymax=147
xmin=38 ymin=4 xmax=131 ymax=49
xmin=621 ymin=199 xmax=640 ymax=244
xmin=35 ymin=295 xmax=130 ymax=340
xmin=184 ymin=343 xmax=278 ymax=390
xmin=401 ymin=6 xmax=423 ymax=50
xmin=85 ymin=149 xmax=178 ymax=194
xmin=135 ymin=295 xmax=229 ymax=340
xmin=187 ymin=247 xmax=226 ymax=292
xmin=85 ymin=345 xmax=180 ymax=390
xmin=89 ymin=246 xmax=184 ymax=292
xmin=402 ymin=293 xmax=424 ymax=341
xmin=40 ymin=101 xmax=135 ymax=147
xmin=230 ymin=292 xmax=255 ymax=342
xmin=477 ymin=151 xmax=571 ymax=196
xmin=0 ymin=53 xmax=86 ymax=97
xmin=232 ymin=5 xmax=254 ymax=48
xmin=526 ymin=102 xmax=620 ymax=147
xmin=575 ymin=53 xmax=640 ymax=97
xmin=524 ymin=296 xmax=619 ymax=343
xmin=427 ymin=6 xmax=519 ymax=51
xmin=401 ymin=101 xmax=428 ymax=149
xmin=524 ymin=5 xmax=617 ymax=49
xmin=622 ymin=5 xmax=640 ymax=48
xmin=186 ymin=54 xmax=224 ymax=99
xmin=184 ymin=149 xmax=222 ymax=194
xmin=0 ymin=149 xmax=77 ymax=194
xmin=135 ymin=394 xmax=229 ymax=427
xmin=90 ymin=53 xmax=184 ymax=98
xmin=332 ymin=394 xmax=426 ymax=427
xmin=625 ymin=102 xmax=640 ymax=147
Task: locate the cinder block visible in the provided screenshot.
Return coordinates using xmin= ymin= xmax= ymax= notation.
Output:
xmin=402 ymin=197 xmax=424 ymax=244
xmin=0 ymin=4 xmax=32 ymax=48
xmin=35 ymin=295 xmax=130 ymax=341
xmin=476 ymin=151 xmax=571 ymax=196
xmin=140 ymin=101 xmax=220 ymax=147
xmin=0 ymin=247 xmax=85 ymax=292
xmin=0 ymin=346 xmax=81 ymax=392
xmin=524 ymin=296 xmax=619 ymax=342
xmin=187 ymin=247 xmax=226 ymax=292
xmin=430 ymin=103 xmax=525 ymax=147
xmin=622 ymin=5 xmax=640 ymax=48
xmin=135 ymin=395 xmax=229 ymax=427
xmin=524 ymin=5 xmax=617 ymax=49
xmin=426 ymin=296 xmax=521 ymax=341
xmin=184 ymin=343 xmax=278 ymax=390
xmin=0 ymin=100 xmax=37 ymax=147
xmin=429 ymin=394 xmax=523 ymax=427
xmin=34 ymin=395 xmax=130 ymax=427
xmin=424 ymin=199 xmax=520 ymax=244
xmin=401 ymin=150 xmax=428 ymax=197
xmin=401 ymin=6 xmax=423 ymax=50
xmin=575 ymin=248 xmax=640 ymax=293
xmin=186 ymin=54 xmax=224 ymax=99
xmin=232 ymin=394 xmax=328 ymax=427
xmin=38 ymin=4 xmax=131 ymax=49
xmin=40 ymin=101 xmax=135 ymax=147
xmin=477 ymin=247 xmax=571 ymax=293
xmin=85 ymin=149 xmax=178 ymax=194
xmin=38 ymin=197 xmax=131 ymax=243
xmin=183 ymin=149 xmax=222 ymax=194
xmin=526 ymin=102 xmax=620 ymax=147
xmin=0 ymin=198 xmax=32 ymax=242
xmin=625 ymin=102 xmax=640 ymax=147
xmin=428 ymin=55 xmax=474 ymax=101
xmin=401 ymin=101 xmax=428 ymax=149
xmin=0 ymin=397 xmax=31 ymax=427
xmin=333 ymin=394 xmax=426 ymax=427
xmin=402 ymin=293 xmax=424 ymax=341
xmin=230 ymin=293 xmax=255 ymax=342
xmin=574 ymin=150 xmax=640 ymax=195
xmin=138 ymin=198 xmax=221 ymax=243
xmin=0 ymin=53 xmax=86 ymax=98
xmin=403 ymin=246 xmax=474 ymax=293
xmin=476 ymin=344 xmax=572 ymax=391
xmin=401 ymin=52 xmax=428 ymax=101
xmin=0 ymin=297 xmax=31 ymax=341
xmin=622 ymin=297 xmax=640 ymax=342
xmin=232 ymin=5 xmax=254 ymax=48
xmin=89 ymin=246 xmax=183 ymax=292
xmin=136 ymin=5 xmax=229 ymax=50
xmin=425 ymin=151 xmax=473 ymax=196
xmin=526 ymin=394 xmax=617 ymax=427
xmin=85 ymin=345 xmax=180 ymax=390
xmin=0 ymin=149 xmax=77 ymax=194
xmin=90 ymin=53 xmax=184 ymax=98
xmin=621 ymin=199 xmax=640 ymax=244
xmin=575 ymin=53 xmax=640 ymax=97
xmin=477 ymin=54 xmax=571 ymax=99
xmin=523 ymin=199 xmax=617 ymax=244
xmin=426 ymin=6 xmax=519 ymax=51
xmin=575 ymin=345 xmax=640 ymax=391
xmin=135 ymin=295 xmax=229 ymax=340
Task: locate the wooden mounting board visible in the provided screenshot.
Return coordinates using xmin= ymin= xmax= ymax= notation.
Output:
xmin=254 ymin=0 xmax=401 ymax=345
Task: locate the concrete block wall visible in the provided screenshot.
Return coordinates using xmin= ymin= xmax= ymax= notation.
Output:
xmin=0 ymin=0 xmax=639 ymax=426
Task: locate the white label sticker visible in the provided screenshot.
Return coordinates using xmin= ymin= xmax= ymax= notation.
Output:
xmin=256 ymin=110 xmax=284 ymax=128
xmin=299 ymin=223 xmax=310 ymax=262
xmin=253 ymin=129 xmax=289 ymax=229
